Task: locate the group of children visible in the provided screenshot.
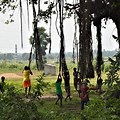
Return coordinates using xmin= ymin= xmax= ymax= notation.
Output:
xmin=55 ymin=67 xmax=103 ymax=110
xmin=0 ymin=65 xmax=103 ymax=110
xmin=0 ymin=66 xmax=33 ymax=98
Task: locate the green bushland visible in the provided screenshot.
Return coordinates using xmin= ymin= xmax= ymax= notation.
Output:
xmin=0 ymin=58 xmax=119 ymax=120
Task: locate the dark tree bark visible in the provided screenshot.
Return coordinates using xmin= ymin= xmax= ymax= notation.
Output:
xmin=78 ymin=0 xmax=94 ymax=79
xmin=32 ymin=1 xmax=43 ymax=70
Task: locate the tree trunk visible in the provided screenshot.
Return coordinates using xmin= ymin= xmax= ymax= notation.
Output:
xmin=32 ymin=1 xmax=43 ymax=70
xmin=96 ymin=19 xmax=103 ymax=77
xmin=113 ymin=18 xmax=120 ymax=49
xmin=79 ymin=0 xmax=86 ymax=79
xmin=78 ymin=0 xmax=94 ymax=79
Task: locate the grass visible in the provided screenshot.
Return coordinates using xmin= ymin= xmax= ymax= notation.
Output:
xmin=0 ymin=60 xmax=119 ymax=120
xmin=3 ymin=66 xmax=109 ymax=95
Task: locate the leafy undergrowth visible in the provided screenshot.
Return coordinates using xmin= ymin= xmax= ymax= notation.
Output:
xmin=36 ymin=91 xmax=82 ymax=120
xmin=0 ymin=72 xmax=120 ymax=120
xmin=0 ymin=85 xmax=120 ymax=120
xmin=0 ymin=91 xmax=81 ymax=120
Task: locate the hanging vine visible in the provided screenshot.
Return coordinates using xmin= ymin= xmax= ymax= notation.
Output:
xmin=72 ymin=0 xmax=78 ymax=64
xmin=58 ymin=0 xmax=66 ymax=73
xmin=32 ymin=0 xmax=43 ymax=70
xmin=19 ymin=0 xmax=23 ymax=48
xmin=49 ymin=0 xmax=52 ymax=53
xmin=0 ymin=0 xmax=120 ymax=78
xmin=94 ymin=19 xmax=103 ymax=77
xmin=26 ymin=0 xmax=30 ymax=29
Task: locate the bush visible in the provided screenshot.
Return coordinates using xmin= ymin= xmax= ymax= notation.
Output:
xmin=8 ymin=64 xmax=18 ymax=69
xmin=0 ymin=84 xmax=43 ymax=120
xmin=104 ymin=64 xmax=110 ymax=72
xmin=33 ymin=74 xmax=50 ymax=98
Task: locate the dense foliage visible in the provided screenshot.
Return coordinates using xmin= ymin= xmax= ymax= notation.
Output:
xmin=29 ymin=27 xmax=50 ymax=68
xmin=33 ymin=74 xmax=50 ymax=98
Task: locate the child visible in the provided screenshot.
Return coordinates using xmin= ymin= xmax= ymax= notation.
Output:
xmin=55 ymin=74 xmax=63 ymax=106
xmin=0 ymin=76 xmax=6 ymax=93
xmin=80 ymin=80 xmax=89 ymax=110
xmin=23 ymin=66 xmax=33 ymax=97
xmin=80 ymin=79 xmax=96 ymax=110
xmin=96 ymin=76 xmax=103 ymax=93
xmin=77 ymin=78 xmax=81 ymax=97
xmin=63 ymin=69 xmax=72 ymax=102
xmin=73 ymin=68 xmax=79 ymax=90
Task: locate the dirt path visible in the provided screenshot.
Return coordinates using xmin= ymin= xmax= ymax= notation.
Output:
xmin=0 ymin=73 xmax=22 ymax=78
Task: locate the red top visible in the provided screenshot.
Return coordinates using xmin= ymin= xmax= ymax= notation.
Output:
xmin=80 ymin=83 xmax=89 ymax=101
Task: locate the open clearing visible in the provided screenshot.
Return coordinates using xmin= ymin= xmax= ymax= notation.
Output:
xmin=0 ymin=73 xmax=22 ymax=78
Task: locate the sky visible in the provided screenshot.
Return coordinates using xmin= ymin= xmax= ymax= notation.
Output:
xmin=0 ymin=1 xmax=119 ymax=54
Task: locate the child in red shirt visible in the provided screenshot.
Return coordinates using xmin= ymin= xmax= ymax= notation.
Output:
xmin=80 ymin=79 xmax=96 ymax=110
xmin=80 ymin=80 xmax=89 ymax=110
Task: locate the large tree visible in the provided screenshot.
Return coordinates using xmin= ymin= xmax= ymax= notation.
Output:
xmin=29 ymin=27 xmax=50 ymax=69
xmin=0 ymin=0 xmax=120 ymax=78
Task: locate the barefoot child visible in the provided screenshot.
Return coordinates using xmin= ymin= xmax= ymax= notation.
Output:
xmin=63 ymin=69 xmax=72 ymax=102
xmin=80 ymin=80 xmax=89 ymax=110
xmin=80 ymin=79 xmax=96 ymax=110
xmin=73 ymin=68 xmax=79 ymax=90
xmin=96 ymin=76 xmax=103 ymax=93
xmin=23 ymin=66 xmax=33 ymax=97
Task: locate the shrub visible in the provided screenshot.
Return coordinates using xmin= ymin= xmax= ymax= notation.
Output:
xmin=33 ymin=74 xmax=50 ymax=98
xmin=0 ymin=84 xmax=42 ymax=120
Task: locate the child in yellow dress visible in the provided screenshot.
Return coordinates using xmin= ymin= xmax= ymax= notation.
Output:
xmin=23 ymin=66 xmax=33 ymax=97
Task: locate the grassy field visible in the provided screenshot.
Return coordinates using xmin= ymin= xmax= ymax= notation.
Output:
xmin=0 ymin=60 xmax=120 ymax=120
xmin=0 ymin=59 xmax=111 ymax=96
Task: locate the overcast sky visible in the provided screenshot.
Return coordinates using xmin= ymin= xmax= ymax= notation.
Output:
xmin=0 ymin=1 xmax=119 ymax=53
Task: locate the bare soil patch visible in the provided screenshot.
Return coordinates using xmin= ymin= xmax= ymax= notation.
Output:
xmin=0 ymin=73 xmax=22 ymax=78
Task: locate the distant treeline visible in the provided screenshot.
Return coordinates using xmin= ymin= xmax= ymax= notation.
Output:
xmin=0 ymin=53 xmax=30 ymax=60
xmin=0 ymin=50 xmax=117 ymax=60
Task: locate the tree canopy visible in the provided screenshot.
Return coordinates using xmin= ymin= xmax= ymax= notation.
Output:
xmin=29 ymin=27 xmax=50 ymax=69
xmin=0 ymin=0 xmax=120 ymax=77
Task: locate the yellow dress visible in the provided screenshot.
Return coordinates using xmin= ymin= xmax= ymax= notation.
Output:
xmin=23 ymin=70 xmax=31 ymax=87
